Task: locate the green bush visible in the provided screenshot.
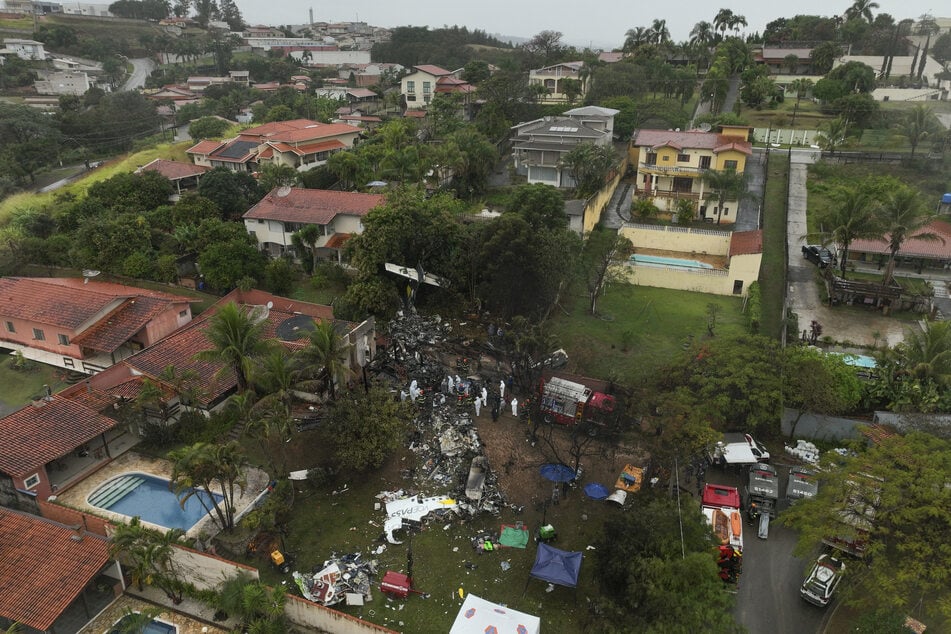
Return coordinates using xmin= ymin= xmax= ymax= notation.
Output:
xmin=745 ymin=281 xmax=762 ymax=334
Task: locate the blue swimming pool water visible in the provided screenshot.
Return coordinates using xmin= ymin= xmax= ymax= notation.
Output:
xmin=88 ymin=473 xmax=223 ymax=531
xmin=630 ymin=254 xmax=714 ymax=269
xmin=831 ymin=353 xmax=877 ymax=369
xmin=110 ymin=614 xmax=177 ymax=634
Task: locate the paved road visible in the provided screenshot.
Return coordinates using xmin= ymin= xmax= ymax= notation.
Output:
xmin=121 ymin=57 xmax=154 ymax=91
xmin=702 ymin=465 xmax=830 ymax=634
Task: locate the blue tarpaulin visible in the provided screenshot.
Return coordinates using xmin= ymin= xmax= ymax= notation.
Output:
xmin=583 ymin=483 xmax=610 ymax=500
xmin=539 ymin=463 xmax=576 ymax=483
xmin=529 ymin=543 xmax=583 ymax=588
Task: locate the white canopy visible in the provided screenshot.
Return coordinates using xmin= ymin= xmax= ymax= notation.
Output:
xmin=449 ymin=594 xmax=541 ymax=634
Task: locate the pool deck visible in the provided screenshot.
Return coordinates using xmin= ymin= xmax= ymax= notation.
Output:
xmin=77 ymin=594 xmax=232 ymax=634
xmin=54 ymin=451 xmax=271 ymax=540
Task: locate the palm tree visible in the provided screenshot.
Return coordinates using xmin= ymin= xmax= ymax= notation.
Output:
xmin=110 ymin=518 xmax=186 ymax=603
xmin=845 ymin=0 xmax=880 ymax=24
xmin=702 ymin=169 xmax=749 ymax=224
xmin=649 ymin=19 xmax=670 ymax=45
xmin=194 ymin=302 xmax=273 ymax=393
xmin=690 ymin=21 xmax=715 ymax=47
xmin=899 ymin=104 xmax=940 ymax=157
xmin=713 ymin=8 xmax=735 ymax=38
xmin=816 ymin=117 xmax=849 ymax=155
xmin=875 ymin=185 xmax=940 ymax=286
xmin=291 ymin=224 xmax=323 ymax=273
xmin=789 ymin=78 xmax=814 ymax=127
xmin=729 ymin=14 xmax=748 ymax=37
xmin=811 ymin=184 xmax=878 ymax=277
xmin=217 ymin=573 xmax=287 ymax=633
xmin=895 ymin=320 xmax=951 ymax=385
xmin=169 ymin=441 xmax=248 ymax=531
xmin=623 ymin=27 xmax=649 ymax=53
xmin=299 ymin=320 xmax=351 ymax=401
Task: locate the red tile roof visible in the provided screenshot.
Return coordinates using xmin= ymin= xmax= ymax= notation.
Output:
xmin=0 ymin=508 xmax=111 ymax=631
xmin=713 ymin=141 xmax=753 ymax=156
xmin=849 ymin=219 xmax=951 ymax=259
xmin=0 ymin=277 xmax=189 ymax=332
xmin=186 ymin=139 xmax=225 ymax=155
xmin=0 ymin=397 xmax=120 ymax=476
xmin=244 ymin=188 xmax=384 ymax=223
xmin=241 ymin=118 xmax=321 ymax=137
xmin=265 ymin=122 xmax=358 ymax=144
xmin=268 ymin=139 xmax=346 ymax=156
xmin=632 ymin=129 xmax=753 ymax=155
xmin=404 ymin=110 xmax=427 ymax=118
xmin=324 ymin=232 xmax=353 ymax=249
xmin=137 ymin=158 xmax=210 ymax=180
xmin=729 ymin=230 xmax=764 ymax=256
xmin=71 ymin=296 xmax=173 ymax=353
xmin=413 ymin=64 xmax=452 ymax=76
xmin=347 ymin=88 xmax=378 ymax=98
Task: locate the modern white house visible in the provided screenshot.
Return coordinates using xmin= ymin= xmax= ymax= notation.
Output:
xmin=2 ymin=38 xmax=47 ymax=60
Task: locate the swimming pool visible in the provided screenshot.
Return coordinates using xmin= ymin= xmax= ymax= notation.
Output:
xmin=88 ymin=472 xmax=223 ymax=532
xmin=830 ymin=352 xmax=877 ymax=369
xmin=630 ymin=254 xmax=714 ymax=269
xmin=110 ymin=614 xmax=177 ymax=634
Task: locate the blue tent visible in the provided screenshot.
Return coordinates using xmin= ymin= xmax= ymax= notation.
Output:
xmin=583 ymin=482 xmax=610 ymax=500
xmin=529 ymin=543 xmax=583 ymax=588
xmin=539 ymin=463 xmax=576 ymax=483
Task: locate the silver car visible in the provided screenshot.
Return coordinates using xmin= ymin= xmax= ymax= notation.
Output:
xmin=800 ymin=554 xmax=845 ymax=607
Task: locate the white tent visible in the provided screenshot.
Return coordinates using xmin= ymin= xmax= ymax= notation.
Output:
xmin=449 ymin=594 xmax=541 ymax=634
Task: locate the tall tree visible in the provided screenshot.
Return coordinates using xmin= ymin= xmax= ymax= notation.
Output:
xmin=217 ymin=573 xmax=287 ymax=634
xmin=789 ymin=78 xmax=814 ymax=127
xmin=581 ymin=227 xmax=632 ymax=315
xmin=702 ymin=168 xmax=748 ymax=224
xmin=783 ymin=346 xmax=863 ymax=438
xmin=815 ymin=182 xmax=879 ymax=277
xmin=298 ymin=320 xmax=350 ymax=401
xmin=327 ymin=386 xmax=411 ymax=472
xmin=894 ymin=319 xmax=951 ymax=385
xmin=560 ymin=142 xmax=617 ymax=198
xmin=168 ymin=441 xmax=247 ymax=531
xmin=874 ymin=185 xmax=938 ymax=286
xmin=690 ymin=21 xmax=715 ymax=46
xmin=194 ymin=301 xmax=273 ymax=393
xmin=816 ymin=117 xmax=849 ymax=155
xmin=845 ymin=0 xmax=880 ymax=24
xmin=623 ymin=27 xmax=650 ymax=53
xmin=713 ymin=8 xmax=736 ymax=38
xmin=782 ymin=433 xmax=951 ymax=619
xmin=648 ymin=19 xmax=671 ymax=44
xmin=899 ymin=104 xmax=941 ymax=157
xmin=109 ymin=517 xmax=186 ymax=603
xmin=217 ymin=0 xmax=243 ymax=30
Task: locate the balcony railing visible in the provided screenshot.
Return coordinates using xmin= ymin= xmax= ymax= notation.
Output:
xmin=634 ymin=187 xmax=700 ymax=201
xmin=639 ymin=164 xmax=706 ymax=176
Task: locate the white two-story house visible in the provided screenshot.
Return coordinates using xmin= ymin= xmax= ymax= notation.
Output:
xmin=243 ymin=188 xmax=385 ymax=263
xmin=400 ymin=64 xmax=475 ymax=110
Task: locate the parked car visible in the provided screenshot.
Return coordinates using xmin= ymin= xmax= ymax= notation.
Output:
xmin=802 ymin=245 xmax=835 ymax=268
xmin=800 ymin=554 xmax=845 ymax=607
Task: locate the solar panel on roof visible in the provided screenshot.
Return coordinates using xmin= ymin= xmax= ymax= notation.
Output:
xmin=216 ymin=140 xmax=257 ymax=159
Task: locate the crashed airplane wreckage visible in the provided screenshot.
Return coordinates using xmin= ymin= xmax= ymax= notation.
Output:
xmin=380 ymin=491 xmax=458 ymax=544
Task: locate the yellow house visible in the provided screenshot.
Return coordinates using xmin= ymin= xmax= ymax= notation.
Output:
xmin=629 ymin=126 xmax=752 ymax=223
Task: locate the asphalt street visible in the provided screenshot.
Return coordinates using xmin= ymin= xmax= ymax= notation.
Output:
xmin=121 ymin=57 xmax=155 ymax=91
xmin=700 ymin=464 xmax=832 ymax=634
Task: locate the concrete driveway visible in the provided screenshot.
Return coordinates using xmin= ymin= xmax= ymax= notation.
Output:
xmin=785 ymin=150 xmax=910 ymax=347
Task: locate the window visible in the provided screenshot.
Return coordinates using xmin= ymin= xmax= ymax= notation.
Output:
xmin=733 ymin=280 xmax=744 ymax=295
xmin=662 ymin=155 xmax=670 ymax=161
xmin=677 ymin=153 xmax=689 ymax=162
xmin=407 ymin=94 xmax=416 ymax=102
xmin=423 ymin=81 xmax=431 ymax=94
xmin=179 ymin=309 xmax=188 ymax=318
xmin=32 ymin=328 xmax=45 ymax=341
xmin=724 ymin=160 xmax=738 ymax=170
xmin=57 ymin=334 xmax=69 ymax=345
xmin=24 ymin=473 xmax=40 ymax=489
xmin=645 ymin=153 xmax=657 ymax=165
xmin=672 ymin=177 xmax=693 ymax=193
xmin=699 ymin=156 xmax=712 ymax=169
xmin=406 ymin=80 xmax=415 ymax=93
xmin=4 ymin=321 xmax=13 ymax=333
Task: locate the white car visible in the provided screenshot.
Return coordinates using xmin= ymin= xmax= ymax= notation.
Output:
xmin=800 ymin=554 xmax=845 ymax=607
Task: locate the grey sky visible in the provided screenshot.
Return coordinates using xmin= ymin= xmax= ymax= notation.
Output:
xmin=236 ymin=1 xmax=939 ymax=49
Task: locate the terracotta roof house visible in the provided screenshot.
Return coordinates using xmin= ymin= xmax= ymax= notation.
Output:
xmin=528 ymin=61 xmax=588 ymax=104
xmin=186 ymin=118 xmax=360 ymax=173
xmin=629 ymin=126 xmax=753 ymax=223
xmin=0 ymin=508 xmax=119 ymax=633
xmin=847 ymin=219 xmax=951 ymax=272
xmin=0 ymin=277 xmax=196 ymax=374
xmin=401 ymin=64 xmax=474 ymax=109
xmin=243 ymin=187 xmax=384 ymax=262
xmin=511 ymin=107 xmax=618 ymax=188
xmin=0 ymin=394 xmax=129 ymax=504
xmin=122 ymin=288 xmax=376 ymax=410
xmin=144 ymin=84 xmax=199 ymax=103
xmin=135 ymin=158 xmax=211 ymax=196
xmin=754 ymin=47 xmax=814 ymax=74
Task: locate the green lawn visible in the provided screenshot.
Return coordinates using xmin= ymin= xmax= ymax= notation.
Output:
xmin=760 ymin=153 xmax=789 ymax=340
xmin=546 ymin=285 xmax=747 ymax=383
xmin=288 ymin=275 xmax=349 ymax=308
xmin=0 ymin=141 xmax=192 ymax=224
xmin=0 ymin=355 xmax=70 ymax=416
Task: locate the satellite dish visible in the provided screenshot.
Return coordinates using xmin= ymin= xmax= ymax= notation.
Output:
xmin=82 ymin=269 xmax=101 ymax=278
xmin=276 ymin=186 xmax=292 ymax=197
xmin=698 ymin=123 xmax=712 ymax=132
xmin=246 ymin=304 xmax=270 ymax=324
xmin=266 ymin=301 xmax=274 ymax=309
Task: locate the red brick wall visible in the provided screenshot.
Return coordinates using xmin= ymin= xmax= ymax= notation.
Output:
xmin=38 ymin=499 xmax=112 ymax=537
